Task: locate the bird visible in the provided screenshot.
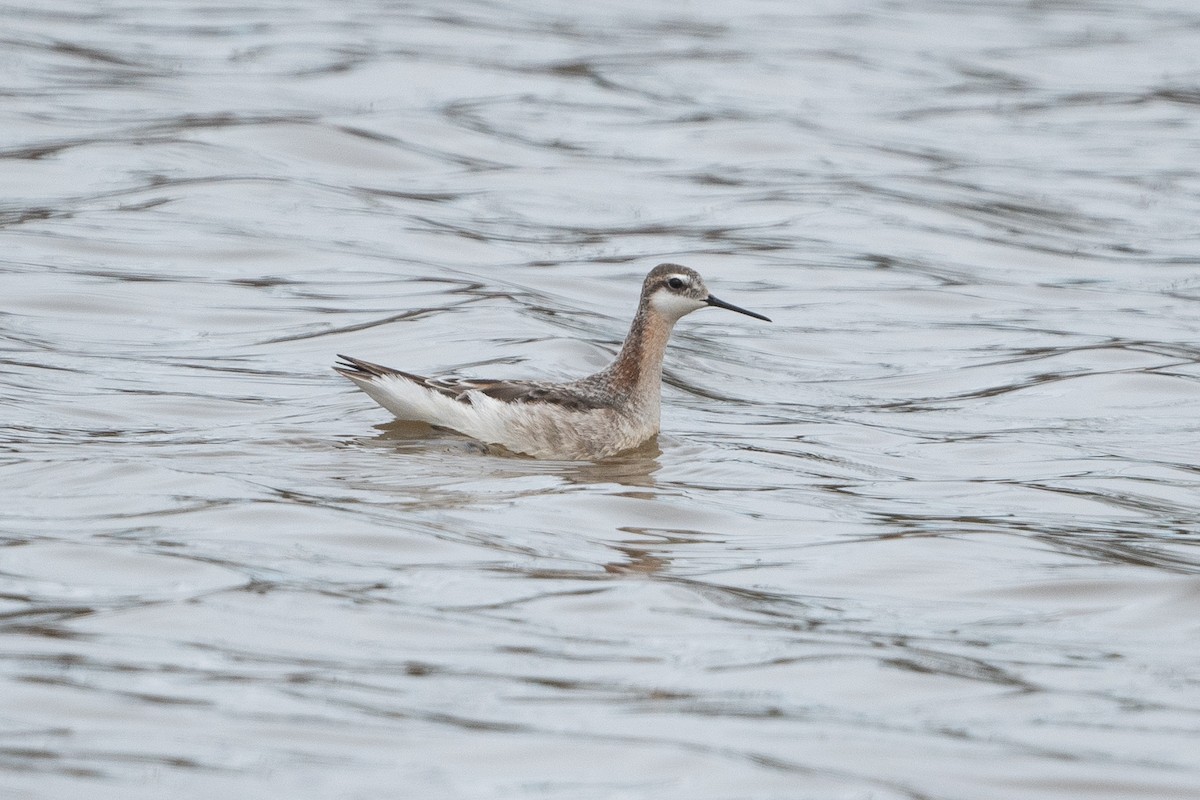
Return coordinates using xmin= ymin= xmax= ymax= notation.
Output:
xmin=335 ymin=263 xmax=771 ymax=459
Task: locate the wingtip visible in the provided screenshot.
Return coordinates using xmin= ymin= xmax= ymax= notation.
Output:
xmin=332 ymin=354 xmax=421 ymax=383
xmin=333 ymin=354 xmax=378 ymax=380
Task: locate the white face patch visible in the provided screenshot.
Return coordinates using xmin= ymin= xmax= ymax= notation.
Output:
xmin=649 ymin=286 xmax=707 ymax=320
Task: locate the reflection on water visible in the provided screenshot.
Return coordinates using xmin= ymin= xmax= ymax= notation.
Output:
xmin=3 ymin=1 xmax=1200 ymax=798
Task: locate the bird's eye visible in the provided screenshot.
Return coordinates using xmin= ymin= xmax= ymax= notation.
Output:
xmin=667 ymin=277 xmax=686 ymax=290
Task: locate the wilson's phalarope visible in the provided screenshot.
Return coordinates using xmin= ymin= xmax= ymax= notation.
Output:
xmin=335 ymin=263 xmax=770 ymax=459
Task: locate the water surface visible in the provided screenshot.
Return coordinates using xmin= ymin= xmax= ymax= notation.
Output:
xmin=3 ymin=2 xmax=1200 ymax=798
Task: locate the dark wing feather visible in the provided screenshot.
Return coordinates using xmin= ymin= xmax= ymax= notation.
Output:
xmin=470 ymin=380 xmax=611 ymax=411
xmin=334 ymin=354 xmax=611 ymax=411
xmin=335 ymin=354 xmax=427 ymax=384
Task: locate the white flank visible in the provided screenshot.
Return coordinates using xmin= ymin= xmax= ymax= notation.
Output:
xmin=344 ymin=373 xmax=476 ymax=431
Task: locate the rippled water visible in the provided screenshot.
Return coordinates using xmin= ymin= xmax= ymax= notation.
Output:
xmin=4 ymin=1 xmax=1200 ymax=798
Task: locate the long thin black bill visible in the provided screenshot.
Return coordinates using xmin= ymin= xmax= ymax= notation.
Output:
xmin=705 ymin=294 xmax=772 ymax=322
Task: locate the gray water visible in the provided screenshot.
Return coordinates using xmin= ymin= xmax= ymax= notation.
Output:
xmin=3 ymin=1 xmax=1200 ymax=798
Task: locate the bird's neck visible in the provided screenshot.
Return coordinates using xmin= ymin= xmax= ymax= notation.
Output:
xmin=605 ymin=305 xmax=674 ymax=401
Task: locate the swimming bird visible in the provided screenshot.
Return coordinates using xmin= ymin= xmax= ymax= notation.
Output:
xmin=335 ymin=263 xmax=770 ymax=459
